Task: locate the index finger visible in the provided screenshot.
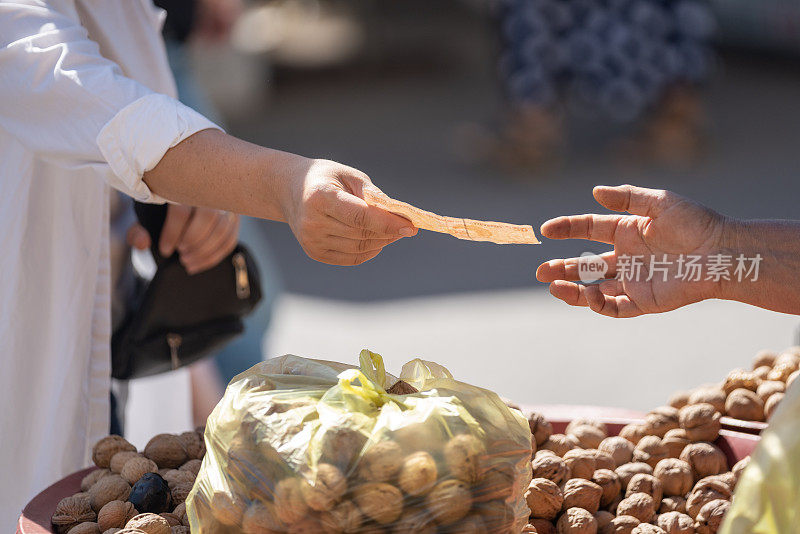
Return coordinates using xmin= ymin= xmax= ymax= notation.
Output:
xmin=540 ymin=214 xmax=624 ymax=243
xmin=327 ymin=189 xmax=418 ymax=238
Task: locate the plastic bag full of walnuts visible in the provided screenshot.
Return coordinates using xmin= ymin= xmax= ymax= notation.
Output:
xmin=186 ymin=351 xmax=533 ymax=533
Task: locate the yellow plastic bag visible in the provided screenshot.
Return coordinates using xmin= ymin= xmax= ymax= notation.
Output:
xmin=722 ymin=380 xmax=800 ymax=533
xmin=186 ymin=351 xmax=533 ymax=533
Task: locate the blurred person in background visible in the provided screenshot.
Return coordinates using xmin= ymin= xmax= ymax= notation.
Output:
xmin=478 ymin=0 xmax=715 ymax=170
xmin=0 ymin=1 xmax=416 ymax=526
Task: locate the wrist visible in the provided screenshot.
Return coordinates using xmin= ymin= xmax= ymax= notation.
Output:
xmin=715 ymin=216 xmax=755 ymax=302
xmin=256 ymin=150 xmax=313 ymax=223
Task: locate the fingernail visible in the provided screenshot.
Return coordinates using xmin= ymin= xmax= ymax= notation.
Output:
xmin=398 ymin=227 xmax=415 ymax=237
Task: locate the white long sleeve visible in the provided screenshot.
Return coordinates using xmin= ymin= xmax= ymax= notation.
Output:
xmin=0 ymin=1 xmax=220 ymax=201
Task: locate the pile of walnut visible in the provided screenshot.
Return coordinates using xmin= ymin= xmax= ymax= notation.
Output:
xmin=669 ymin=347 xmax=800 ymax=423
xmin=51 ymin=429 xmax=205 ymax=534
xmin=522 ymin=407 xmax=747 ymax=534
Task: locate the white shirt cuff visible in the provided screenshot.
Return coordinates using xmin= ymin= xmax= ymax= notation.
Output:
xmin=96 ymin=94 xmax=223 ymax=203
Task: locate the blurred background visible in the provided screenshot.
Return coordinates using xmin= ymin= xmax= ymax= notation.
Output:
xmin=127 ymin=0 xmax=800 ymax=446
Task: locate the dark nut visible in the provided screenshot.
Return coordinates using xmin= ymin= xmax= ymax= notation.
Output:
xmin=526 ymin=478 xmax=564 ymax=520
xmin=724 ymin=388 xmax=764 ymax=421
xmin=616 ymin=493 xmax=655 ymax=523
xmin=529 ymin=412 xmax=554 ymax=446
xmin=563 ymin=449 xmax=597 ymax=480
xmin=557 ymin=507 xmax=597 ymax=534
xmin=694 ymin=499 xmax=730 ymax=534
xmin=654 ymin=459 xmax=693 ymax=497
xmin=680 ymin=443 xmax=727 ymax=482
xmin=599 ymin=437 xmax=635 ymax=467
xmin=656 ymin=511 xmax=694 ymax=534
xmin=615 ymin=463 xmax=653 ymax=491
xmin=633 ymin=436 xmax=668 ymax=469
xmin=687 ymin=389 xmax=726 ymax=415
xmin=662 ymin=429 xmax=690 ymax=459
xmin=645 ymin=407 xmax=680 ymax=438
xmin=562 ymin=478 xmax=603 ymax=514
xmin=678 ymin=404 xmax=721 ymax=442
xmin=592 ymin=469 xmax=622 ymax=508
xmin=128 ymin=473 xmax=171 ymax=515
xmin=532 ymin=450 xmax=570 ymax=486
xmin=625 ymin=474 xmax=662 ymax=506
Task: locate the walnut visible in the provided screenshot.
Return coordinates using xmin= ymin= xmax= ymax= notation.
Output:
xmin=170 ymin=528 xmax=188 ymax=534
xmin=473 ymin=463 xmax=515 ymax=502
xmin=93 ymin=436 xmax=137 ymax=469
xmin=656 ymin=511 xmax=694 ymax=534
xmin=562 ymin=478 xmax=603 ymax=514
xmin=731 ymin=457 xmax=750 ymax=487
xmin=124 ymin=514 xmax=170 ymax=534
xmin=567 ymin=418 xmax=609 ymax=436
xmin=444 ymin=434 xmax=486 ymax=483
xmin=774 ymin=351 xmax=800 ymax=371
xmin=299 ymin=463 xmax=347 ymax=511
xmin=210 ymin=490 xmax=247 ymax=526
xmin=354 ymin=482 xmax=404 ymax=525
xmin=178 ymin=459 xmax=201 ymax=476
xmin=110 ymin=452 xmax=141 ymax=475
xmin=653 ymin=459 xmax=693 ymax=497
xmin=531 ymin=518 xmax=557 ymax=534
xmin=541 ymin=434 xmax=579 ymax=457
xmin=625 ymin=474 xmax=662 ymax=508
xmin=557 ymin=507 xmax=597 ymax=534
xmin=241 ymin=501 xmax=285 ymax=534
xmin=89 ymin=475 xmax=132 ymax=512
xmin=615 ymin=463 xmax=653 ymax=491
xmin=522 ymin=522 xmax=539 ymax=534
xmin=595 ymin=511 xmax=615 ymax=530
xmin=662 ymin=429 xmax=690 ymax=459
xmin=358 ymin=440 xmax=404 ymax=482
xmin=170 ymin=483 xmax=193 ymax=506
xmin=425 ymin=479 xmax=472 ymax=526
xmin=753 ymin=365 xmax=771 ymax=380
xmin=616 ymin=493 xmax=655 ymax=523
xmin=752 ymin=349 xmax=778 ymax=369
xmin=601 ymin=515 xmax=639 ymax=534
xmin=144 ymin=435 xmax=188 ymax=470
xmin=764 ymin=392 xmax=784 ymax=420
xmin=788 ymin=370 xmax=800 ymax=388
xmin=564 ymin=449 xmax=597 ymax=480
xmin=525 ymin=478 xmax=563 ymax=520
xmin=722 ymin=369 xmax=760 ymax=394
xmin=645 ymin=407 xmax=680 ymax=438
xmin=679 ymin=443 xmax=727 ymax=482
xmin=633 ymin=436 xmax=668 ymax=469
xmin=618 ymin=424 xmax=648 ymax=446
xmin=593 ymin=450 xmax=617 ymax=471
xmin=767 ymin=362 xmax=795 ymax=382
xmin=687 ymin=389 xmax=726 ymax=415
xmin=476 ymin=499 xmax=515 ymax=532
xmin=532 ymin=451 xmax=570 ymax=486
xmin=724 ymin=388 xmax=764 ymax=421
xmin=569 ymin=425 xmax=606 ymax=449
xmin=162 ymin=469 xmax=194 ymax=490
xmin=121 ymin=457 xmax=158 ymax=486
xmin=658 ymin=496 xmax=687 ymax=514
xmin=82 ymin=469 xmax=113 ymax=493
xmin=678 ymin=404 xmax=721 ymax=442
xmin=668 ymin=391 xmax=691 ymax=410
xmin=177 ymin=431 xmax=205 ymax=460
xmin=694 ymin=499 xmax=729 ymax=534
xmin=391 ymin=508 xmax=437 ymax=534
xmin=69 ymin=523 xmax=101 ymax=534
xmin=631 ymin=525 xmax=666 ymax=534
xmin=97 ymin=501 xmax=138 ymax=531
xmin=287 ymin=517 xmax=326 ymax=534
xmin=103 ymin=529 xmax=122 ymax=534
xmin=599 ymin=437 xmax=635 ymax=466
xmin=755 ymin=380 xmax=785 ymax=402
xmin=171 ymin=503 xmax=188 ymax=528
xmin=606 ymin=494 xmax=623 ymax=515
xmin=52 ymin=494 xmax=96 ymax=534
xmin=592 ymin=470 xmax=621 ymax=509
xmin=685 ymin=478 xmax=731 ymax=519
xmin=529 ymin=412 xmax=554 ymax=446
xmin=397 ymin=451 xmax=437 ymax=496
xmin=158 ymin=514 xmax=180 ymax=528
xmin=320 ymin=427 xmax=367 ymax=468
xmin=273 ymin=478 xmax=310 ymax=525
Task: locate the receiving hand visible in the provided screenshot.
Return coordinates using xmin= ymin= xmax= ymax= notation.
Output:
xmin=536 ymin=185 xmax=730 ymax=318
xmin=127 ymin=205 xmax=240 ymax=275
xmin=280 ymin=159 xmax=418 ymax=266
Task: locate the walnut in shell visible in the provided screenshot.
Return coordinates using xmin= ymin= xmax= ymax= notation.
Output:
xmin=562 ymin=478 xmax=603 ymax=514
xmin=541 ymin=434 xmax=579 ymax=457
xmin=529 ymin=412 xmax=554 ymax=447
xmin=530 ymin=518 xmax=557 ymax=534
xmin=668 ymin=391 xmax=691 ymax=410
xmin=661 ymin=429 xmax=690 ymax=459
xmin=679 ymin=443 xmax=727 ymax=482
xmin=556 ymin=507 xmax=597 ymax=534
xmin=753 ymin=365 xmax=772 ymax=380
xmin=444 ymin=434 xmax=486 ymax=483
xmin=594 ymin=510 xmax=615 ymax=531
xmin=563 ymin=448 xmax=597 ymax=480
xmin=722 ymin=369 xmax=760 ymax=394
xmin=474 ymin=463 xmax=515 ymax=502
xmin=169 ymin=528 xmax=188 ymax=534
xmin=52 ymin=494 xmax=96 ymax=534
xmin=89 ymin=475 xmax=132 ymax=512
xmin=687 ymin=389 xmax=726 ymax=415
xmin=93 ymin=436 xmax=137 ymax=469
xmin=69 ymin=523 xmax=101 ymax=534
xmin=158 ymin=514 xmax=180 ymax=528
xmin=360 ymin=440 xmax=404 ymax=482
xmin=694 ymin=499 xmax=729 ymax=534
xmin=631 ymin=524 xmax=666 ymax=534
xmin=656 ymin=511 xmax=694 ymax=534
xmin=788 ymin=370 xmax=800 ymax=387
xmin=645 ymin=407 xmax=680 ymax=438
xmin=767 ymin=362 xmax=796 ymax=382
xmin=593 ymin=450 xmax=617 ymax=471
xmin=599 ymin=437 xmax=635 ymax=466
xmin=618 ymin=424 xmax=648 ymax=446
xmin=241 ymin=501 xmax=285 ymax=534
xmin=764 ymin=392 xmax=784 ymax=420
xmin=569 ymin=425 xmax=606 ymax=449
xmin=300 ymin=463 xmax=347 ymax=511
xmin=425 ymin=479 xmax=472 ymax=526
xmin=756 ymin=380 xmax=785 ymax=402
xmin=391 ymin=508 xmax=437 ymax=534
xmin=178 ymin=459 xmax=202 ymax=477
xmin=615 ymin=463 xmax=653 ymax=491
xmin=398 ymin=451 xmax=437 ymax=496
xmin=162 ymin=470 xmax=194 ymax=490
xmin=653 ymin=458 xmax=693 ymax=497
xmin=633 ymin=436 xmax=668 ymax=469
xmin=354 ymin=482 xmax=404 ymax=525
xmin=616 ymin=492 xmax=655 ymax=523
xmin=592 ymin=469 xmax=621 ymax=508
xmin=724 ymin=388 xmax=764 ymax=421
xmin=685 ymin=478 xmax=731 ymax=519
xmin=82 ymin=469 xmax=113 ymax=493
xmin=731 ymin=456 xmax=750 ymax=487
xmin=319 ymin=500 xmax=363 ymax=534
xmin=678 ymin=403 xmax=721 ymax=442
xmin=752 ymin=349 xmax=777 ymax=369
xmin=567 ymin=418 xmax=609 ymax=436
xmin=532 ymin=450 xmax=570 ymax=486
xmin=121 ymin=457 xmax=158 ymax=486
xmin=110 ymin=452 xmax=141 ymax=475
xmin=144 ymin=435 xmax=188 ymax=470
xmin=625 ymin=474 xmax=662 ymax=507
xmin=177 ymin=431 xmax=205 ymax=460
xmin=658 ymin=496 xmax=687 ymax=514
xmin=98 ymin=501 xmax=138 ymax=531
xmin=124 ymin=513 xmax=170 ymax=534
xmin=169 ymin=483 xmax=193 ymax=507
xmin=210 ymin=490 xmax=247 ymax=526
xmin=601 ymin=515 xmax=639 ymax=534
xmin=274 ymin=478 xmax=309 ymax=525
xmin=526 ymin=478 xmax=564 ymax=520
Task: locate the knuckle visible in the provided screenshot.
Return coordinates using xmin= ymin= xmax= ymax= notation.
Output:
xmin=350 ymin=208 xmax=367 ymax=228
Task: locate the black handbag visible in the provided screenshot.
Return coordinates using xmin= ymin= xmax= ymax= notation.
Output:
xmin=111 ymin=202 xmax=262 ymax=380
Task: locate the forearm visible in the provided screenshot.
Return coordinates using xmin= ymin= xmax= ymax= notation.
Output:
xmin=143 ymin=129 xmax=309 ymax=221
xmin=720 ymin=219 xmax=800 ymax=314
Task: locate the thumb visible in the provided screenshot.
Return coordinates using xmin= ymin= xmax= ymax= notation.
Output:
xmin=126 ymin=224 xmax=152 ymax=250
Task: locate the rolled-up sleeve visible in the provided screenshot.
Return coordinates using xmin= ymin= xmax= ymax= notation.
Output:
xmin=0 ymin=2 xmax=221 ymax=202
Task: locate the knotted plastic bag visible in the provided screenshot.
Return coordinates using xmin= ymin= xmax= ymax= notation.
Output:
xmin=186 ymin=351 xmax=533 ymax=533
xmin=722 ymin=380 xmax=800 ymax=533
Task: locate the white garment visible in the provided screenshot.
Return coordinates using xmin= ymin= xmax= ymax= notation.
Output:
xmin=0 ymin=1 xmax=220 ymax=528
